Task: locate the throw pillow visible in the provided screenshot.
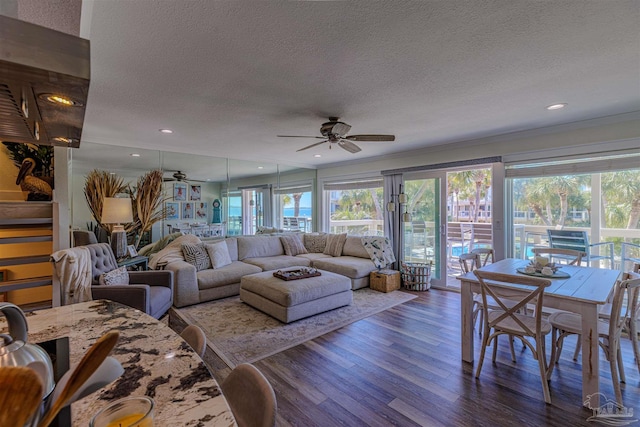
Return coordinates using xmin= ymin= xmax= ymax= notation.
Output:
xmin=182 ymin=243 xmax=211 ymax=271
xmin=99 ymin=266 xmax=129 ymax=286
xmin=280 ymin=234 xmax=308 ymax=256
xmin=205 ymin=241 xmax=233 ymax=269
xmin=304 ymin=233 xmax=327 ymax=253
xmin=148 ymin=234 xmax=201 ymax=270
xmin=324 ymin=233 xmax=347 ymax=257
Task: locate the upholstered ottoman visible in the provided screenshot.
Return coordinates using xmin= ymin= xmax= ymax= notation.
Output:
xmin=240 ymin=268 xmax=353 ymax=323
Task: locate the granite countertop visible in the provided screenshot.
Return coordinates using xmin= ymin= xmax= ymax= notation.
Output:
xmin=1 ymin=300 xmax=236 ymax=426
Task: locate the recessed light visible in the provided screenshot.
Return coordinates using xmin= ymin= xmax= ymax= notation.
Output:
xmin=159 ymin=129 xmax=173 ymax=134
xmin=314 ymin=154 xmax=322 ymax=158
xmin=52 ymin=136 xmax=76 ymax=144
xmin=109 ymin=172 xmax=116 ymax=175
xmin=546 ymin=103 xmax=567 ymax=110
xmin=39 ymin=93 xmax=83 ymax=107
xmin=130 ymin=153 xmax=141 ymax=157
xmin=258 ymin=166 xmax=264 ymax=169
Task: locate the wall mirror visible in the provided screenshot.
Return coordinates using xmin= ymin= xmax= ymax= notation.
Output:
xmin=70 ymin=142 xmax=316 ymax=243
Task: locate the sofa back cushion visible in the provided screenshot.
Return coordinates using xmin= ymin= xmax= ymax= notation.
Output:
xmin=342 ymin=236 xmax=370 ymax=259
xmin=225 ymin=237 xmax=239 ymax=261
xmin=238 ymin=236 xmax=285 ymax=260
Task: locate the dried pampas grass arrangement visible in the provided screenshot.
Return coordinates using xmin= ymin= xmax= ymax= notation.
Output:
xmin=84 ymin=170 xmax=129 ymax=233
xmin=131 ymin=169 xmax=167 ymax=248
xmin=84 ymin=169 xmax=167 ymax=248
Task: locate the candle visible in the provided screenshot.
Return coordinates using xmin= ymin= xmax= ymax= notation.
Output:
xmin=535 ymin=256 xmax=549 ymax=266
xmin=90 ymin=397 xmax=154 ymax=427
xmin=104 ymin=413 xmax=152 ymax=427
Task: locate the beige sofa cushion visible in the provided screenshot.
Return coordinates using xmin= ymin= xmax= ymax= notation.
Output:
xmin=295 ymin=253 xmax=332 ymax=262
xmin=342 ymin=236 xmax=371 ymax=259
xmin=242 ymin=255 xmax=310 ymax=271
xmin=196 ymin=261 xmax=262 ymax=290
xmin=238 ymin=236 xmax=284 ymax=259
xmin=312 ymin=256 xmax=376 ymax=279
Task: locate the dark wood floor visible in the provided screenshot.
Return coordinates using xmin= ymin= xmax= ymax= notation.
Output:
xmin=203 ymin=289 xmax=640 ymax=427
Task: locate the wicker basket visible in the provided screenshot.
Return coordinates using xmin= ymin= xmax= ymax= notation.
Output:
xmin=400 ymin=261 xmax=432 ymax=291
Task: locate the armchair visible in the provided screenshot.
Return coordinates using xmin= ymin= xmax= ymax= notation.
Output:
xmin=86 ymin=243 xmax=173 ymax=319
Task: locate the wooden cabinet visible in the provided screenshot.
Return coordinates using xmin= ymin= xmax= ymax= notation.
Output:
xmin=0 ymin=202 xmax=56 ymax=310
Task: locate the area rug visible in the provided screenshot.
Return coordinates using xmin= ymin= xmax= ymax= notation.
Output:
xmin=173 ymin=288 xmax=416 ymax=368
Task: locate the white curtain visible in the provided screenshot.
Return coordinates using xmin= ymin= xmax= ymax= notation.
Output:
xmin=384 ymin=174 xmax=403 ymax=270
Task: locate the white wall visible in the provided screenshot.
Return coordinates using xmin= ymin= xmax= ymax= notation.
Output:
xmin=316 ymin=112 xmax=640 ymax=179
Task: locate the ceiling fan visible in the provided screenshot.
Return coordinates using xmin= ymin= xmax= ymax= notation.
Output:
xmin=162 ymin=170 xmax=207 ymax=183
xmin=277 ymin=117 xmax=395 ymax=153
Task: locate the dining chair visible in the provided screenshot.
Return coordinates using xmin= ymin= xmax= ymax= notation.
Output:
xmin=531 ymin=247 xmax=586 ymax=265
xmin=473 ymin=270 xmax=553 ymax=404
xmin=221 ymin=363 xmax=277 ymax=427
xmin=180 ymin=324 xmax=206 ymax=358
xmin=547 ymin=271 xmax=640 ymax=405
xmin=471 ymin=247 xmax=494 ymax=267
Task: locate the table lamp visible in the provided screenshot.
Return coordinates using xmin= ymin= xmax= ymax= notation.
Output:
xmin=102 ymin=197 xmax=133 ymax=259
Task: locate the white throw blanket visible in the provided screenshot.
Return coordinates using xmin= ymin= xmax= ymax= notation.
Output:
xmin=148 ymin=233 xmax=201 ymax=269
xmin=361 ymin=236 xmax=396 ymax=269
xmin=50 ymin=247 xmax=93 ymax=305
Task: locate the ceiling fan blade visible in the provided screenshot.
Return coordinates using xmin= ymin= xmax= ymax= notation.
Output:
xmin=277 ymin=135 xmax=325 ymax=139
xmin=338 ymin=139 xmax=362 ymax=153
xmin=332 ymin=122 xmax=351 ymax=136
xmin=345 ymin=134 xmax=395 ymax=142
xmin=297 ymin=140 xmax=328 ymax=152
xmin=163 ymin=177 xmax=177 ymax=182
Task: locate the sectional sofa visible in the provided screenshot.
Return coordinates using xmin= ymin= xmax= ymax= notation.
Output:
xmin=163 ymin=234 xmax=381 ymax=307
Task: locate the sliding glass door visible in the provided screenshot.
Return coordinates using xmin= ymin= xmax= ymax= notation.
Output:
xmin=403 ymin=174 xmax=446 ymax=288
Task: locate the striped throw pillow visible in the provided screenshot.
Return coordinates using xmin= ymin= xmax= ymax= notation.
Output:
xmin=323 ymin=233 xmax=347 ymax=257
xmin=182 ymin=243 xmax=211 ymax=271
xmin=280 ymin=234 xmax=308 ymax=256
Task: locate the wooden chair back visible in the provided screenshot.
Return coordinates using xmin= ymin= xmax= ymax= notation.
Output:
xmin=531 ymin=247 xmax=586 ymax=265
xmin=472 ymin=248 xmax=494 ymax=267
xmin=458 ymin=253 xmax=480 ymax=273
xmin=473 ymin=270 xmax=551 ymax=337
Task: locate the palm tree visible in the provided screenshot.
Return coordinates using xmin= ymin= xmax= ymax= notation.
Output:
xmin=602 ymin=170 xmax=640 ymax=232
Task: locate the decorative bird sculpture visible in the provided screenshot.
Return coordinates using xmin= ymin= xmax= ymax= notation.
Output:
xmin=16 ymin=158 xmax=52 ymax=200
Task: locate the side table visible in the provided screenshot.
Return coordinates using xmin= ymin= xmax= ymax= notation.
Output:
xmin=117 ymin=255 xmax=148 ymax=271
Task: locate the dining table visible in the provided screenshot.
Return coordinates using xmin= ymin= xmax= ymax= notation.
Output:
xmin=458 ymin=258 xmax=621 ymax=407
xmin=0 ymin=300 xmax=237 ymax=426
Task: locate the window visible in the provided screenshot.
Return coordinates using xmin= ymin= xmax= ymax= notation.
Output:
xmin=506 ymin=153 xmax=640 ymax=268
xmin=274 ymin=184 xmax=313 ymax=232
xmin=322 ymin=178 xmax=384 ymax=235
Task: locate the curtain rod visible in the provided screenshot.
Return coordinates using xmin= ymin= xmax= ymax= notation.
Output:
xmin=381 ymin=156 xmax=502 ymax=176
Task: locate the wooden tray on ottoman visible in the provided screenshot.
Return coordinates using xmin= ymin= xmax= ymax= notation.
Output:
xmin=273 ymin=269 xmax=321 ymax=281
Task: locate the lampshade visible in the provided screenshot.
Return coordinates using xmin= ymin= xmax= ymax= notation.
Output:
xmin=402 ymin=211 xmax=412 ymax=223
xmin=102 ymin=197 xmax=133 ymax=230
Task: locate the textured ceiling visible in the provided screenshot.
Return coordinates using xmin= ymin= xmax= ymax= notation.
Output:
xmin=49 ymin=1 xmax=640 ymax=173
